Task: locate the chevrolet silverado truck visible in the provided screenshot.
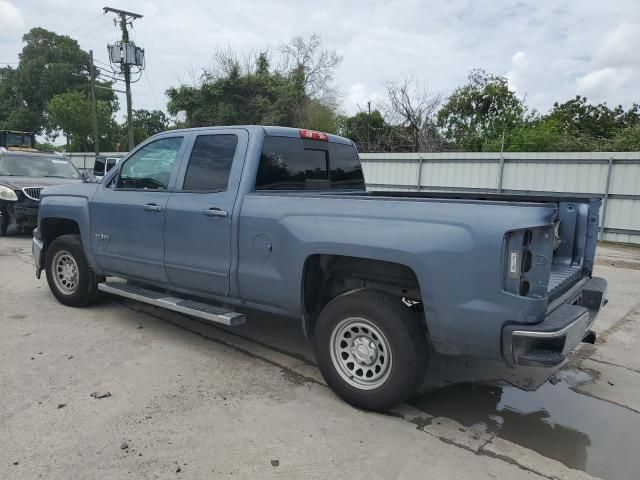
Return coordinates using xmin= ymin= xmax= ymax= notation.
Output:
xmin=32 ymin=126 xmax=607 ymax=411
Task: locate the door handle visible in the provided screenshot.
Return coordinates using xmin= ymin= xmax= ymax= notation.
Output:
xmin=143 ymin=203 xmax=163 ymax=212
xmin=202 ymin=208 xmax=228 ymax=217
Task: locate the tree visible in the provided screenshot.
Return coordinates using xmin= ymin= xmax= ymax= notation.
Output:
xmin=0 ymin=27 xmax=118 ymax=142
xmin=47 ymin=91 xmax=116 ymax=151
xmin=547 ymin=96 xmax=639 ymax=140
xmin=380 ymin=77 xmax=443 ymax=152
xmin=0 ymin=28 xmax=88 ymax=133
xmin=339 ymin=108 xmax=389 ymax=152
xmin=437 ymin=69 xmax=526 ymax=151
xmin=118 ymin=109 xmax=171 ymax=146
xmin=608 ymin=125 xmax=640 ymax=151
xmin=279 ymin=33 xmax=342 ymax=104
xmin=166 ymin=35 xmax=341 ymax=133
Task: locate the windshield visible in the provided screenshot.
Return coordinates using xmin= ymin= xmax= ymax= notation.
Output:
xmin=0 ymin=155 xmax=80 ymax=178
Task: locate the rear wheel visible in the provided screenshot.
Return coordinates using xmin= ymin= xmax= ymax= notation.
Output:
xmin=313 ymin=289 xmax=428 ymax=411
xmin=45 ymin=234 xmax=101 ymax=307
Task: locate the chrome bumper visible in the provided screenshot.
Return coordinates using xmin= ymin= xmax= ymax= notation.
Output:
xmin=502 ymin=277 xmax=607 ymax=367
xmin=32 ymin=235 xmax=44 ymax=279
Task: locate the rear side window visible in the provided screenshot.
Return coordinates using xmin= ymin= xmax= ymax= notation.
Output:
xmin=329 ymin=143 xmax=364 ymax=189
xmin=183 ymin=134 xmax=238 ymax=191
xmin=255 ymin=136 xmax=364 ymax=191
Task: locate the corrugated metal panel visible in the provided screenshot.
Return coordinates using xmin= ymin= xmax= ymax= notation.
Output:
xmin=604 ymin=198 xmax=640 ymax=231
xmin=360 ymin=152 xmax=640 ymax=245
xmin=502 ymin=161 xmax=608 ymax=193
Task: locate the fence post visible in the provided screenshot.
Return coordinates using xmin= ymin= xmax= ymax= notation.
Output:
xmin=416 ymin=156 xmax=423 ymax=191
xmin=599 ymin=156 xmax=614 ymax=240
xmin=497 ymin=154 xmax=505 ymax=193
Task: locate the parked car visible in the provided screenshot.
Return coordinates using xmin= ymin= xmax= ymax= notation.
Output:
xmin=0 ymin=147 xmax=83 ymax=236
xmin=93 ymin=155 xmax=121 ymax=181
xmin=32 ymin=126 xmax=607 ymax=411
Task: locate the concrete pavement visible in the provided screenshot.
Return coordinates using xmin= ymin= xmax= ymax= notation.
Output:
xmin=2 ymin=234 xmax=640 ymax=479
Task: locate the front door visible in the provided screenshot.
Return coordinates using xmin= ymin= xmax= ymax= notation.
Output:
xmin=163 ymin=129 xmax=247 ymax=296
xmin=90 ymin=135 xmax=187 ymax=284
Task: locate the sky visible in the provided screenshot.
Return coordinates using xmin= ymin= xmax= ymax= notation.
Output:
xmin=1 ymin=0 xmax=639 ymax=121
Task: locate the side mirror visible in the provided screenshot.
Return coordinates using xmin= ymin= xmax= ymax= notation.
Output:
xmin=81 ymin=169 xmax=97 ymax=183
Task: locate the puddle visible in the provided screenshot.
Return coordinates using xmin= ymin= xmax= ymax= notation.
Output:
xmin=410 ymin=370 xmax=640 ymax=480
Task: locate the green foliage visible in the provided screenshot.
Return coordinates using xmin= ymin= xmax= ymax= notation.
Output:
xmin=0 ymin=27 xmax=119 ymax=152
xmin=118 ymin=109 xmax=171 ymax=146
xmin=0 ymin=28 xmax=90 ymax=133
xmin=167 ymin=36 xmax=341 ymax=133
xmin=437 ymin=69 xmax=526 ymax=151
xmin=548 ymin=96 xmax=639 ymax=139
xmin=338 ymin=110 xmax=389 ymax=151
xmin=47 ymin=91 xmax=116 ymax=151
xmin=608 ymin=125 xmax=640 ymax=151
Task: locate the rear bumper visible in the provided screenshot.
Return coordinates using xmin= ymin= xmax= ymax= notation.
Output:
xmin=502 ymin=277 xmax=607 ymax=367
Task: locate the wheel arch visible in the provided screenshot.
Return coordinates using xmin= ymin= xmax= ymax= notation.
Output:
xmin=301 ymin=253 xmax=424 ymax=337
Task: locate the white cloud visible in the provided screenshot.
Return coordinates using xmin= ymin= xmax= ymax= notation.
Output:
xmin=576 ymin=67 xmax=633 ymax=101
xmin=1 ymin=1 xmax=640 ymax=116
xmin=344 ymin=83 xmax=383 ymax=115
xmin=575 ymin=22 xmax=640 ymax=104
xmin=506 ymin=51 xmax=528 ymax=96
xmin=0 ymin=0 xmax=24 ymax=38
xmin=593 ymin=22 xmax=640 ymax=69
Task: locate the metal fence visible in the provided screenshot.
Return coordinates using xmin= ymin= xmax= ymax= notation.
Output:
xmin=360 ymin=152 xmax=640 ymax=244
xmin=67 ymin=151 xmax=640 ymax=245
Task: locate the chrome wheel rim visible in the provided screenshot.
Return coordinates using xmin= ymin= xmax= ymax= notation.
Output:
xmin=52 ymin=250 xmax=79 ymax=295
xmin=330 ymin=317 xmax=392 ymax=390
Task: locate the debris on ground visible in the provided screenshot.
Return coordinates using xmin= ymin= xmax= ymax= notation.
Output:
xmin=57 ymin=403 xmax=66 ymax=409
xmin=90 ymin=391 xmax=111 ymax=399
xmin=120 ymin=441 xmax=129 ymax=450
xmin=271 ymin=459 xmax=279 ymax=467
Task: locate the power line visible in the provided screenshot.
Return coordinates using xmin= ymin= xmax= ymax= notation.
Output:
xmin=66 ymin=12 xmax=106 ymax=36
xmin=144 ymin=69 xmax=162 ymax=112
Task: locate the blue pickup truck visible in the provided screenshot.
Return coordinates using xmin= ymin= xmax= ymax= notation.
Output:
xmin=32 ymin=126 xmax=607 ymax=411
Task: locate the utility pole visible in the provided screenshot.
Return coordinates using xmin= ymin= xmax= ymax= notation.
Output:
xmin=103 ymin=7 xmax=143 ymax=151
xmin=89 ymin=50 xmax=100 ymax=156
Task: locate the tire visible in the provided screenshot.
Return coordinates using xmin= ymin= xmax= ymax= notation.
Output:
xmin=45 ymin=234 xmax=101 ymax=307
xmin=313 ymin=289 xmax=428 ymax=412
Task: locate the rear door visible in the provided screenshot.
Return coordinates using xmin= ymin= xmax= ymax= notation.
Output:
xmin=163 ymin=129 xmax=248 ymax=296
xmin=90 ymin=135 xmax=187 ymax=283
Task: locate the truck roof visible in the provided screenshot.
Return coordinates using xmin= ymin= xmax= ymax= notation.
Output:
xmin=162 ymin=125 xmax=354 ymax=146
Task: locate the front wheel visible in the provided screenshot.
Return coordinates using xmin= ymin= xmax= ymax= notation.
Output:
xmin=313 ymin=289 xmax=428 ymax=412
xmin=45 ymin=234 xmax=101 ymax=307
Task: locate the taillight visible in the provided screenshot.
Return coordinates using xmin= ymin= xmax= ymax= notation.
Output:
xmin=503 ymin=227 xmax=553 ymax=298
xmin=299 ymin=129 xmax=329 ymax=141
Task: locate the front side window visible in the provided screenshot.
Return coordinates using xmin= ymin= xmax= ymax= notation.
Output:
xmin=117 ymin=137 xmax=183 ymax=190
xmin=182 ymin=134 xmax=238 ymax=191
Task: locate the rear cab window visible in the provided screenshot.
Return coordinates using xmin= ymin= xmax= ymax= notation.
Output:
xmin=255 ymin=136 xmax=364 ymax=191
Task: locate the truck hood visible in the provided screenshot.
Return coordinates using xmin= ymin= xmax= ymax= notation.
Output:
xmin=39 ymin=181 xmax=101 ymax=198
xmin=0 ymin=176 xmax=83 ymax=189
